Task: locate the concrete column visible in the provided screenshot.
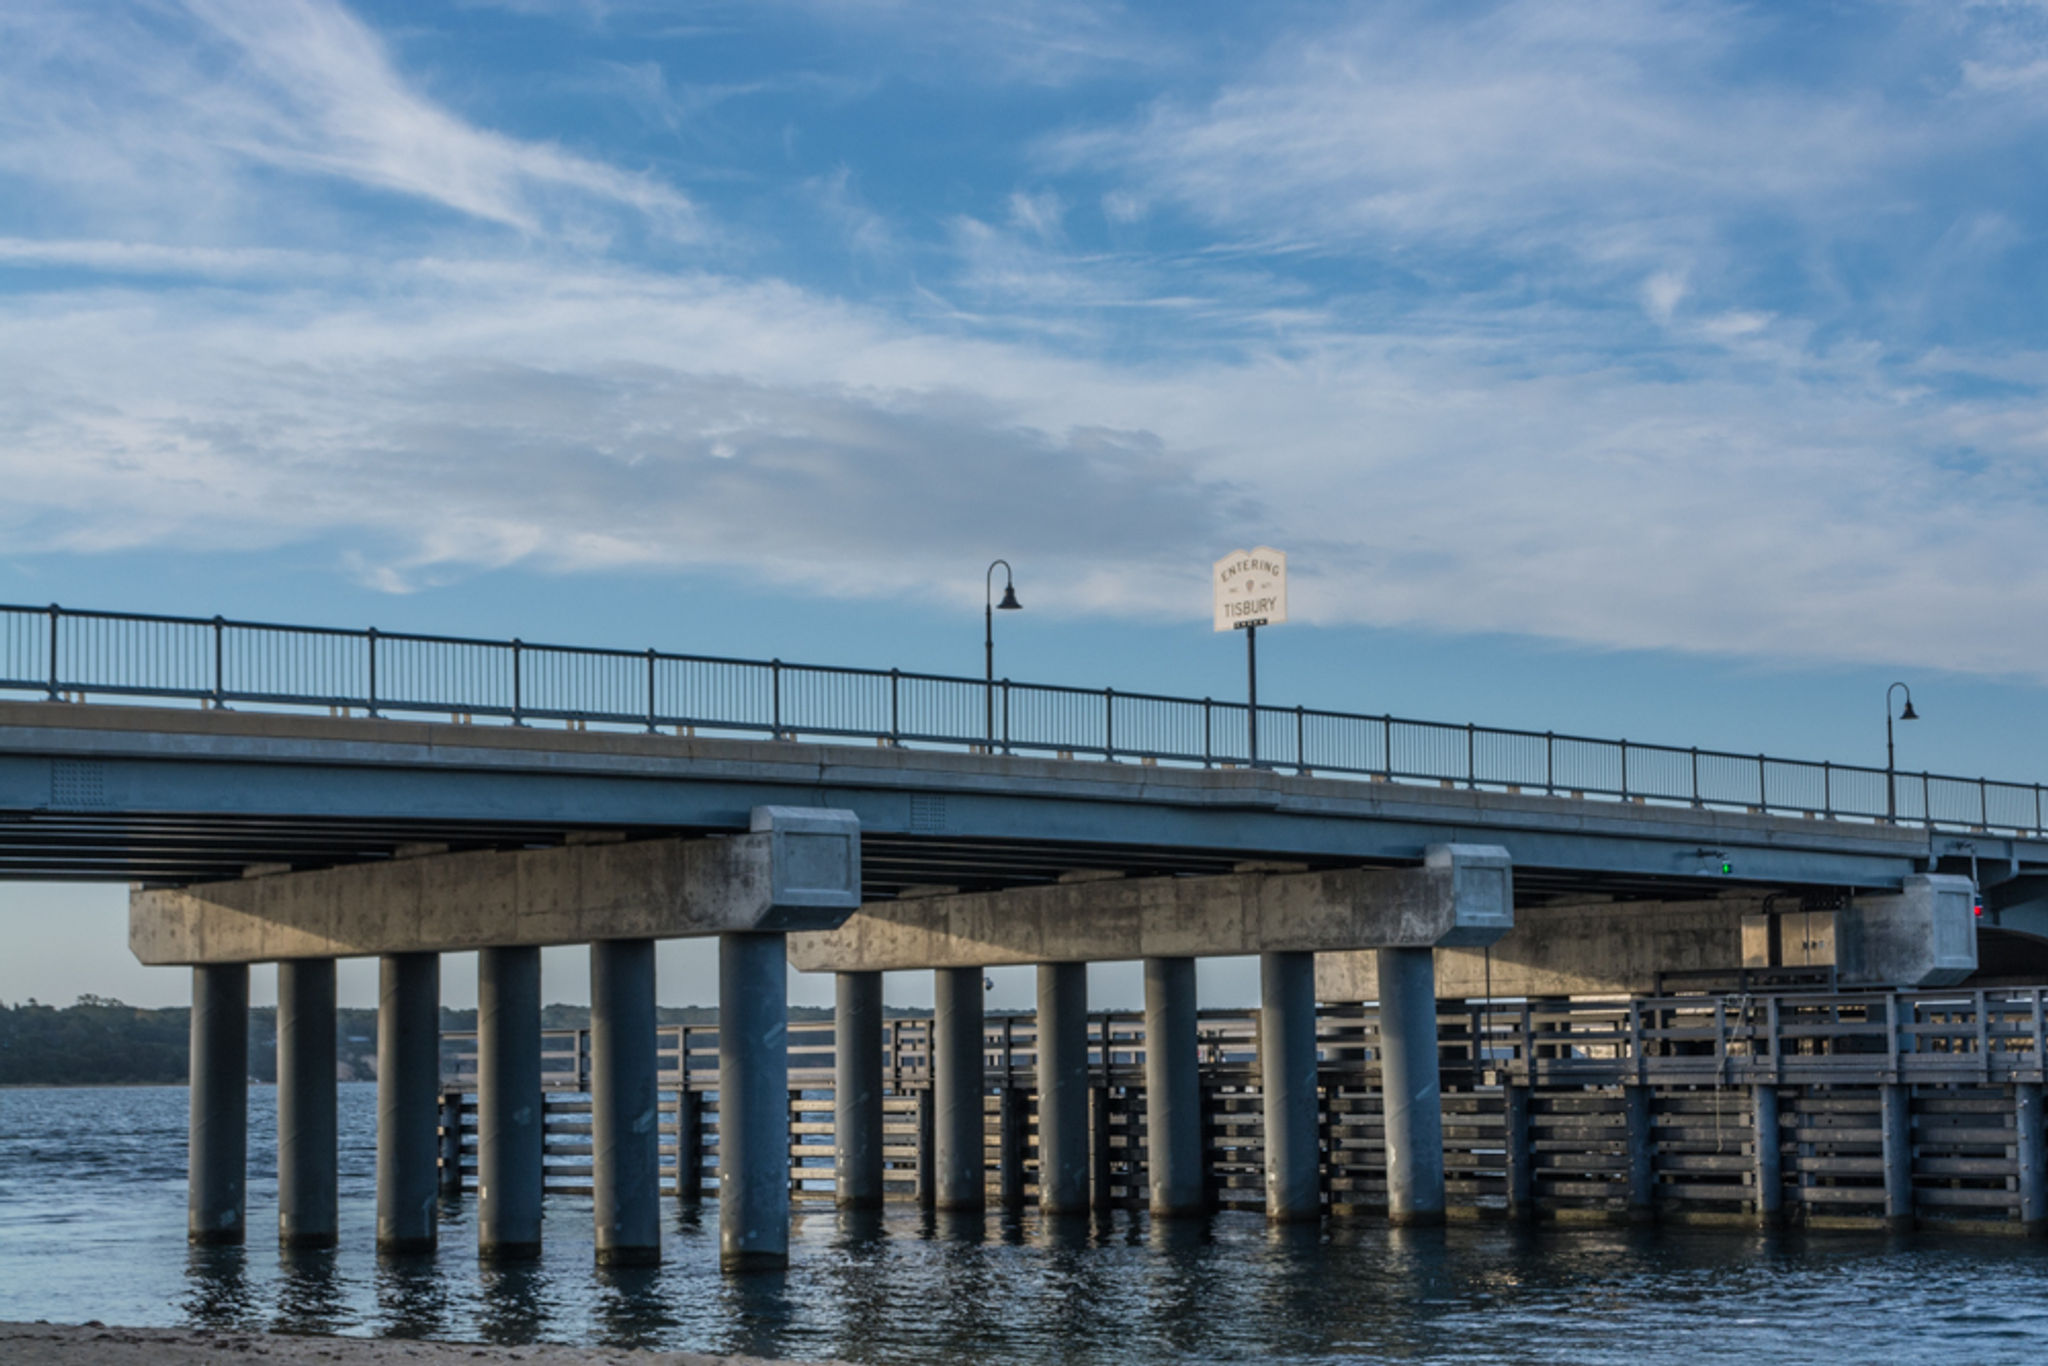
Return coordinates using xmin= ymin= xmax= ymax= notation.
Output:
xmin=1088 ymin=1085 xmax=1114 ymax=1212
xmin=834 ymin=970 xmax=884 ymax=1209
xmin=1376 ymin=947 xmax=1444 ymax=1226
xmin=477 ymin=944 xmax=543 ymax=1259
xmin=188 ymin=963 xmax=248 ymax=1246
xmin=933 ymin=966 xmax=986 ymax=1212
xmin=1504 ymin=1084 xmax=1535 ymax=1220
xmin=1623 ymin=1085 xmax=1656 ymax=1222
xmin=998 ymin=1088 xmax=1028 ymax=1209
xmin=591 ymin=938 xmax=660 ymax=1266
xmin=675 ymin=1089 xmax=703 ymax=1204
xmin=377 ymin=953 xmax=440 ymax=1253
xmin=1259 ymin=951 xmax=1320 ymax=1223
xmin=1880 ymin=1082 xmax=1914 ymax=1231
xmin=1036 ymin=962 xmax=1089 ymax=1214
xmin=1143 ymin=956 xmax=1204 ymax=1218
xmin=2016 ymin=1083 xmax=2046 ymax=1235
xmin=276 ymin=957 xmax=338 ymax=1249
xmin=438 ymin=1088 xmax=464 ymax=1194
xmin=718 ymin=931 xmax=790 ymax=1271
xmin=1753 ymin=1084 xmax=1783 ymax=1227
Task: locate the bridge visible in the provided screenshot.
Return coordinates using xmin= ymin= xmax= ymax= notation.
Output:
xmin=5 ymin=603 xmax=2047 ymax=1267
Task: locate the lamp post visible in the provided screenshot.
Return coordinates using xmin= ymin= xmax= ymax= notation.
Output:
xmin=985 ymin=560 xmax=1021 ymax=746
xmin=1885 ymin=681 xmax=1918 ymax=822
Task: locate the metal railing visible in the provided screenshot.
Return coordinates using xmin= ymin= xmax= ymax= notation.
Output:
xmin=3 ymin=601 xmax=2041 ymax=836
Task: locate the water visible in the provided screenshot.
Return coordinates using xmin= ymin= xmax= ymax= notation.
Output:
xmin=5 ymin=1085 xmax=2048 ymax=1364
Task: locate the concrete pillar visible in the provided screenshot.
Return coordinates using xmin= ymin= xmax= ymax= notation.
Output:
xmin=1880 ymin=1082 xmax=1914 ymax=1231
xmin=591 ymin=938 xmax=660 ymax=1266
xmin=477 ymin=944 xmax=543 ymax=1260
xmin=1088 ymin=1085 xmax=1114 ymax=1212
xmin=188 ymin=963 xmax=248 ymax=1246
xmin=438 ymin=1088 xmax=464 ymax=1194
xmin=675 ymin=1089 xmax=703 ymax=1204
xmin=932 ymin=966 xmax=986 ymax=1212
xmin=276 ymin=957 xmax=338 ymax=1249
xmin=1376 ymin=946 xmax=1445 ymax=1226
xmin=2016 ymin=1083 xmax=2046 ymax=1235
xmin=1753 ymin=1084 xmax=1783 ymax=1227
xmin=1623 ymin=1085 xmax=1656 ymax=1222
xmin=998 ymin=1088 xmax=1028 ymax=1209
xmin=1035 ymin=962 xmax=1089 ymax=1214
xmin=834 ymin=970 xmax=884 ymax=1209
xmin=1259 ymin=950 xmax=1320 ymax=1223
xmin=377 ymin=953 xmax=440 ymax=1253
xmin=1143 ymin=956 xmax=1204 ymax=1218
xmin=718 ymin=931 xmax=790 ymax=1271
xmin=1504 ymin=1084 xmax=1535 ymax=1220
xmin=914 ymin=1089 xmax=936 ymax=1208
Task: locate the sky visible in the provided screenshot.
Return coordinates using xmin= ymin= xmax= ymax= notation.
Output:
xmin=4 ymin=0 xmax=2048 ymax=1013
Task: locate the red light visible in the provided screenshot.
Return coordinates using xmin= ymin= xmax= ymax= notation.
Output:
xmin=1974 ymin=902 xmax=1985 ymax=917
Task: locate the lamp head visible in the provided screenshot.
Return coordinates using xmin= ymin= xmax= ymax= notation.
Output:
xmin=997 ymin=583 xmax=1022 ymax=611
xmin=1900 ymin=699 xmax=1919 ymax=722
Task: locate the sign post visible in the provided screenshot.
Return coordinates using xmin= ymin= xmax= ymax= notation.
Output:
xmin=1212 ymin=547 xmax=1288 ymax=767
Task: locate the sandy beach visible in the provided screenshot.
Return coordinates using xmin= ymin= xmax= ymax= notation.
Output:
xmin=0 ymin=1322 xmax=838 ymax=1365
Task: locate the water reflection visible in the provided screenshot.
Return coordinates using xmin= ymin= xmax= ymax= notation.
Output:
xmin=718 ymin=1263 xmax=794 ymax=1361
xmin=593 ymin=1263 xmax=673 ymax=1349
xmin=180 ymin=1243 xmax=254 ymax=1329
xmin=275 ymin=1246 xmax=352 ymax=1335
xmin=475 ymin=1261 xmax=548 ymax=1344
xmin=373 ymin=1252 xmax=449 ymax=1340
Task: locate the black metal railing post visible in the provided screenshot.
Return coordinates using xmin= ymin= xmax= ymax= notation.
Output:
xmin=1546 ymin=731 xmax=1555 ymax=795
xmin=1981 ymin=778 xmax=1989 ymax=829
xmin=1467 ymin=722 xmax=1477 ymax=789
xmin=1619 ymin=739 xmax=1629 ymax=799
xmin=211 ymin=615 xmax=224 ymax=709
xmin=645 ymin=648 xmax=658 ymax=733
xmin=1757 ymin=754 xmax=1766 ymax=810
xmin=45 ymin=604 xmax=58 ymax=701
xmin=366 ymin=627 xmax=379 ymax=717
xmin=771 ymin=660 xmax=783 ymax=739
xmin=1822 ymin=760 xmax=1831 ymax=818
xmin=1922 ymin=771 xmax=1931 ymax=828
xmin=1105 ymin=686 xmax=1115 ymax=762
xmin=889 ymin=668 xmax=900 ymax=744
xmin=1203 ymin=698 xmax=1213 ymax=767
xmin=511 ymin=639 xmax=524 ymax=726
xmin=1001 ymin=680 xmax=1011 ymax=755
xmin=1296 ymin=704 xmax=1306 ymax=774
xmin=1690 ymin=746 xmax=1701 ymax=808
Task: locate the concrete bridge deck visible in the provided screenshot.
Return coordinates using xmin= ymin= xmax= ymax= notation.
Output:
xmin=0 ymin=698 xmax=2010 ymax=899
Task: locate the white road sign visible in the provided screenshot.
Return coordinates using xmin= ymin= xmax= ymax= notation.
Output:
xmin=1213 ymin=547 xmax=1288 ymax=631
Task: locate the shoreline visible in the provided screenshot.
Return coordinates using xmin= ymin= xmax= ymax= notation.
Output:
xmin=0 ymin=1322 xmax=840 ymax=1365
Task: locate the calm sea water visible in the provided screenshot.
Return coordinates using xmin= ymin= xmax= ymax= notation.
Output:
xmin=4 ymin=1084 xmax=2048 ymax=1364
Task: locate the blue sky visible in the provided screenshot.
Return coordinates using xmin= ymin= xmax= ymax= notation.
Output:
xmin=4 ymin=0 xmax=2048 ymax=1012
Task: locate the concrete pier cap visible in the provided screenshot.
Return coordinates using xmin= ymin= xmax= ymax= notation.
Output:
xmin=1837 ymin=873 xmax=1978 ymax=988
xmin=786 ymin=842 xmax=1513 ymax=972
xmin=128 ymin=805 xmax=862 ymax=963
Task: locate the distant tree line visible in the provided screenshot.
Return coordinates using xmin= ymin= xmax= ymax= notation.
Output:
xmin=0 ymin=996 xmax=911 ymax=1087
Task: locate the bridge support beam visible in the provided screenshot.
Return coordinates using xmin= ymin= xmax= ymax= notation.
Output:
xmin=834 ymin=970 xmax=884 ymax=1209
xmin=1143 ymin=956 xmax=1203 ymax=1218
xmin=377 ymin=952 xmax=441 ymax=1253
xmin=477 ymin=944 xmax=543 ymax=1260
xmin=1036 ymin=962 xmax=1089 ymax=1214
xmin=1377 ymin=946 xmax=1445 ymax=1226
xmin=1260 ymin=950 xmax=1320 ymax=1223
xmin=719 ymin=931 xmax=790 ymax=1271
xmin=188 ymin=962 xmax=248 ymax=1246
xmin=277 ymin=957 xmax=338 ymax=1249
xmin=591 ymin=937 xmax=660 ymax=1266
xmin=933 ymin=966 xmax=986 ymax=1212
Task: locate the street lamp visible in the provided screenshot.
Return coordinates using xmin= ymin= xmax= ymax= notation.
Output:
xmin=1885 ymin=681 xmax=1918 ymax=822
xmin=985 ymin=560 xmax=1022 ymax=745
